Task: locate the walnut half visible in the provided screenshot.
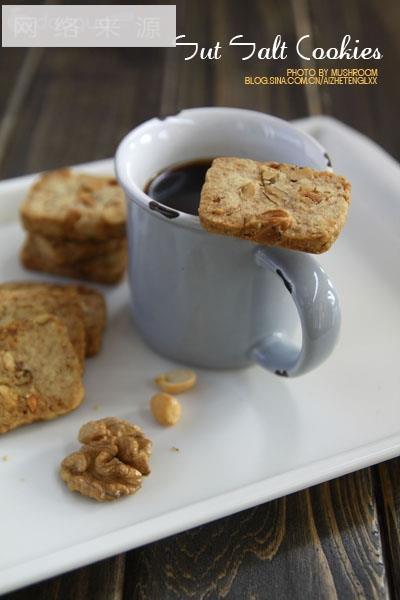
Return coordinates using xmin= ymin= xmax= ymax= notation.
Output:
xmin=60 ymin=417 xmax=152 ymax=502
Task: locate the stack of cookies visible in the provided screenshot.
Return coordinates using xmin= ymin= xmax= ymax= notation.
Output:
xmin=20 ymin=169 xmax=127 ymax=284
xmin=0 ymin=282 xmax=107 ymax=434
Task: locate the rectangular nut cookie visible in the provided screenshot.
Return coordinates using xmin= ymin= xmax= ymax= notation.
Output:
xmin=28 ymin=233 xmax=126 ymax=266
xmin=20 ymin=169 xmax=126 ymax=241
xmin=199 ymin=157 xmax=351 ymax=253
xmin=0 ymin=282 xmax=106 ymax=357
xmin=21 ymin=237 xmax=127 ymax=285
xmin=73 ymin=285 xmax=106 ymax=356
xmin=0 ymin=315 xmax=84 ymax=434
xmin=0 ymin=287 xmax=86 ymax=367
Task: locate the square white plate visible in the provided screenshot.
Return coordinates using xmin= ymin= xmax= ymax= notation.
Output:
xmin=0 ymin=116 xmax=399 ymax=594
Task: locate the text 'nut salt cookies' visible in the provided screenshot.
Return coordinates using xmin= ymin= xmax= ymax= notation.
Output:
xmin=199 ymin=157 xmax=351 ymax=253
xmin=0 ymin=316 xmax=84 ymax=434
xmin=19 ymin=169 xmax=128 ymax=284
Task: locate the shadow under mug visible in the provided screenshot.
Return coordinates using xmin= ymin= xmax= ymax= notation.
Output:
xmin=115 ymin=107 xmax=340 ymax=376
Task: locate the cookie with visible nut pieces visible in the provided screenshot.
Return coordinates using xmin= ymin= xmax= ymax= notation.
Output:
xmin=0 ymin=316 xmax=84 ymax=434
xmin=21 ymin=236 xmax=127 ymax=285
xmin=20 ymin=169 xmax=126 ymax=241
xmin=27 ymin=233 xmax=126 ymax=266
xmin=0 ymin=287 xmax=86 ymax=367
xmin=0 ymin=282 xmax=107 ymax=357
xmin=72 ymin=285 xmax=106 ymax=356
xmin=199 ymin=157 xmax=351 ymax=253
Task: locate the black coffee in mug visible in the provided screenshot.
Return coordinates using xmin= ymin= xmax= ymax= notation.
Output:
xmin=145 ymin=159 xmax=213 ymax=216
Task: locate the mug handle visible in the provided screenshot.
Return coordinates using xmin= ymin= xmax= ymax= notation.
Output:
xmin=251 ymin=246 xmax=341 ymax=377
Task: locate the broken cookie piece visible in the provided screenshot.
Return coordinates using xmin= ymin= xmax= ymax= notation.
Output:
xmin=199 ymin=157 xmax=351 ymax=253
xmin=60 ymin=417 xmax=152 ymax=501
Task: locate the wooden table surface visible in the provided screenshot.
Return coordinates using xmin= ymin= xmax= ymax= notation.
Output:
xmin=1 ymin=1 xmax=399 ymax=598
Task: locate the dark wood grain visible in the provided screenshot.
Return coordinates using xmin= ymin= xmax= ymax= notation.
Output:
xmin=4 ymin=555 xmax=125 ymax=600
xmin=307 ymin=0 xmax=400 ymax=159
xmin=5 ymin=471 xmax=388 ymax=600
xmin=0 ymin=48 xmax=42 ymax=168
xmin=0 ymin=47 xmax=166 ymax=178
xmin=211 ymin=0 xmax=308 ymax=118
xmin=0 ymin=49 xmax=27 ymax=117
xmin=121 ymin=470 xmax=388 ymax=599
xmin=1 ymin=0 xmax=399 ymax=598
xmin=376 ymin=458 xmax=400 ymax=600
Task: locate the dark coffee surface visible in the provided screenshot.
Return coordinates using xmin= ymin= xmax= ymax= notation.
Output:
xmin=145 ymin=159 xmax=213 ymax=215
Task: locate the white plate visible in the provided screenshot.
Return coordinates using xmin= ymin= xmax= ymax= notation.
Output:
xmin=0 ymin=116 xmax=399 ymax=594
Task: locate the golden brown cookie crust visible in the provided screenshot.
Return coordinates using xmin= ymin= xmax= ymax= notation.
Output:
xmin=0 ymin=282 xmax=107 ymax=357
xmin=0 ymin=287 xmax=86 ymax=367
xmin=199 ymin=158 xmax=351 ymax=253
xmin=0 ymin=316 xmax=84 ymax=434
xmin=28 ymin=233 xmax=126 ymax=266
xmin=20 ymin=169 xmax=126 ymax=241
xmin=71 ymin=285 xmax=107 ymax=356
xmin=21 ymin=237 xmax=127 ymax=285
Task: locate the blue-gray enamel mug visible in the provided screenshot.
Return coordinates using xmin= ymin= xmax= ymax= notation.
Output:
xmin=116 ymin=107 xmax=340 ymax=376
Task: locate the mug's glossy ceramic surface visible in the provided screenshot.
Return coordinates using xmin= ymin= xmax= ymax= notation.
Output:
xmin=116 ymin=108 xmax=340 ymax=375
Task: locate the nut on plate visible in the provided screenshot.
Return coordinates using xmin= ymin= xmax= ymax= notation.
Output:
xmin=60 ymin=417 xmax=152 ymax=502
xmin=151 ymin=392 xmax=182 ymax=426
xmin=154 ymin=369 xmax=196 ymax=394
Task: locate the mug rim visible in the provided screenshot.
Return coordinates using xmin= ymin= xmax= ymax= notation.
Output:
xmin=115 ymin=107 xmax=331 ymax=232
